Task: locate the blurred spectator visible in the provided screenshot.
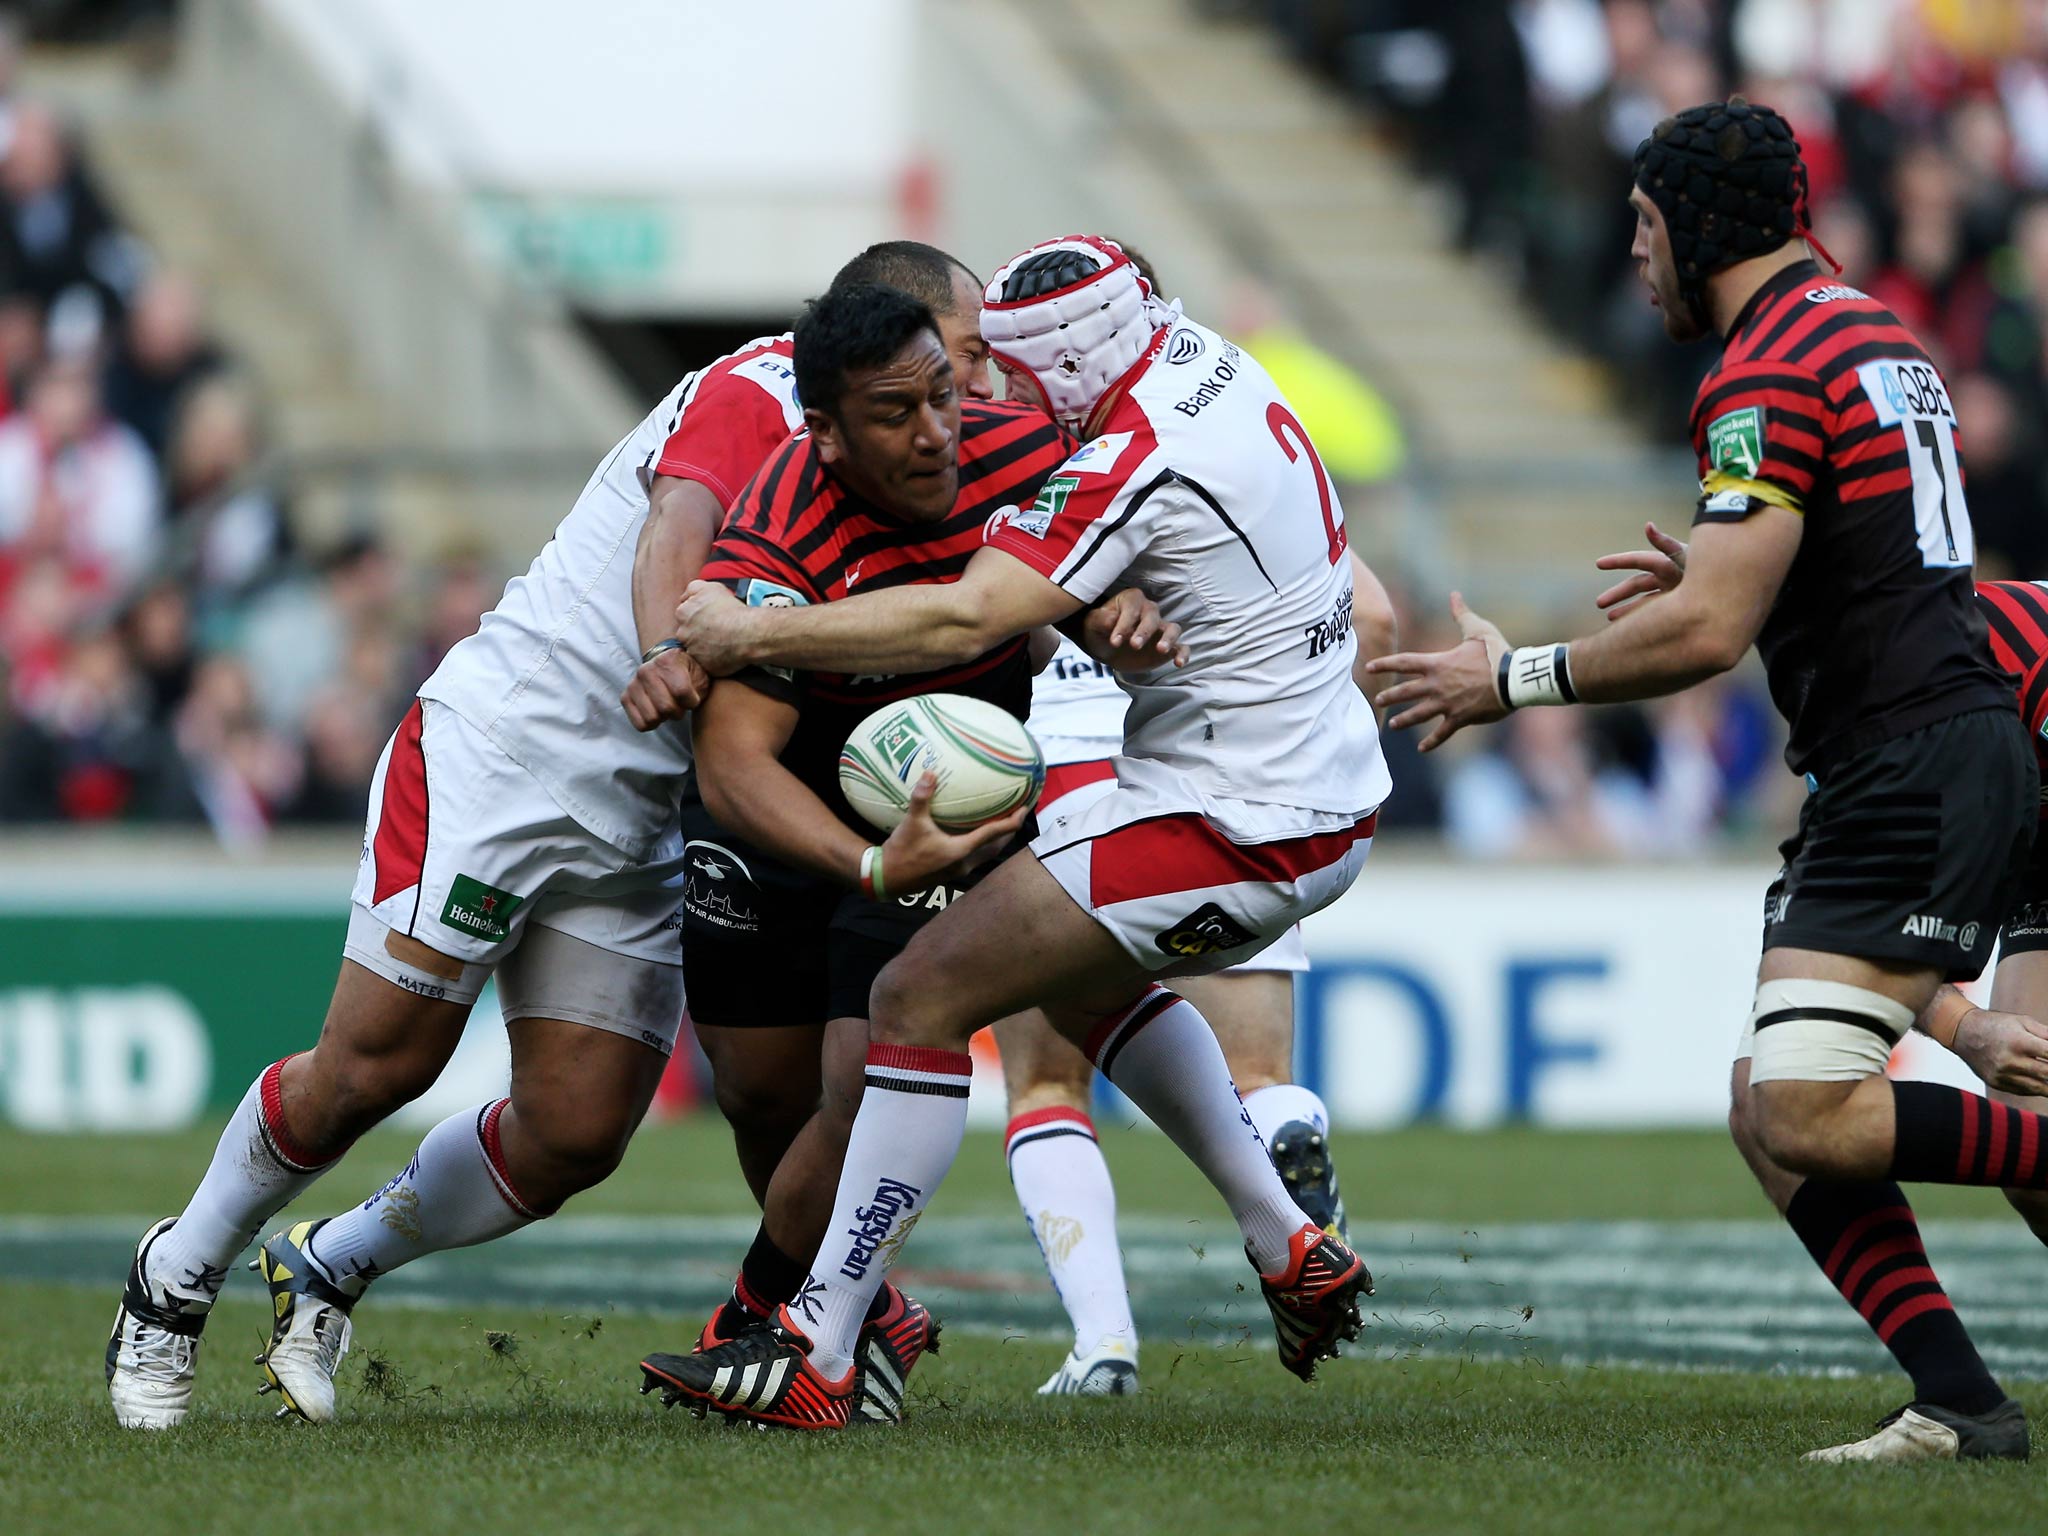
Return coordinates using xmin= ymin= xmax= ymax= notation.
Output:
xmin=165 ymin=373 xmax=288 ymax=601
xmin=173 ymin=653 xmax=297 ymax=847
xmin=1444 ymin=706 xmax=1658 ymax=859
xmin=104 ymin=269 xmax=225 ymax=459
xmin=239 ymin=533 xmax=402 ymax=735
xmin=0 ymin=625 xmax=187 ymax=823
xmin=0 ymin=101 xmax=141 ymax=326
xmin=282 ymin=685 xmax=388 ymax=824
xmin=0 ymin=353 xmax=160 ymax=600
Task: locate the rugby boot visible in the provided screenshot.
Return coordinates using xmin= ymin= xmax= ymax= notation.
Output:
xmin=1037 ymin=1332 xmax=1139 ymax=1397
xmin=1257 ymin=1224 xmax=1371 ymax=1382
xmin=850 ymin=1282 xmax=941 ymax=1425
xmin=1804 ymin=1398 xmax=2030 ymax=1463
xmin=640 ymin=1311 xmax=854 ymax=1430
xmin=251 ymin=1219 xmax=360 ymax=1423
xmin=693 ymin=1296 xmax=771 ymax=1353
xmin=106 ymin=1217 xmax=221 ymax=1430
xmin=1268 ymin=1119 xmax=1349 ymax=1242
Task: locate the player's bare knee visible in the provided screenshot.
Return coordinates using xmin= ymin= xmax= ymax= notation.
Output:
xmin=868 ymin=954 xmax=961 ymax=1050
xmin=711 ymin=1071 xmax=815 ymax=1138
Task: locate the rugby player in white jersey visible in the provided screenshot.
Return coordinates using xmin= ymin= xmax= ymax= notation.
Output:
xmin=1005 ymin=619 xmax=1392 ymax=1395
xmin=661 ymin=236 xmax=1391 ymax=1429
xmin=103 ymin=242 xmax=994 ymax=1431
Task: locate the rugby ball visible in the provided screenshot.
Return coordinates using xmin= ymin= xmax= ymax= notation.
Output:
xmin=838 ymin=694 xmax=1045 ymax=833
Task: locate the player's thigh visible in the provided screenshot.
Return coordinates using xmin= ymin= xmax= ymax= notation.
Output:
xmin=1181 ymin=968 xmax=1296 ymax=1092
xmin=1988 ymin=948 xmax=2048 ymax=1119
xmin=503 ymin=1014 xmax=668 ymax=1161
xmin=991 ymin=1010 xmax=1095 ymax=1115
xmin=873 ymin=851 xmax=1143 ymax=1046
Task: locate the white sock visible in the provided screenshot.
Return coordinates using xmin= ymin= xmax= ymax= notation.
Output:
xmin=1243 ymin=1083 xmax=1331 ymax=1146
xmin=1005 ymin=1107 xmax=1135 ymax=1356
xmin=304 ymin=1099 xmax=547 ymax=1291
xmin=1088 ymin=989 xmax=1308 ymax=1273
xmin=797 ymin=1045 xmax=972 ymax=1379
xmin=150 ymin=1058 xmax=341 ymax=1296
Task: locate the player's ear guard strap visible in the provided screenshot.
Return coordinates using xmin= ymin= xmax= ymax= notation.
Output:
xmin=1746 ymin=978 xmax=1915 ymax=1084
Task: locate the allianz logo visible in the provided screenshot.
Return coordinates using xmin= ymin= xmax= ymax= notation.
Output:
xmin=0 ymin=986 xmax=210 ymax=1132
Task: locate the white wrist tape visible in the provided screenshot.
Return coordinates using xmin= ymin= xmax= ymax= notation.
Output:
xmin=1498 ymin=644 xmax=1578 ymax=709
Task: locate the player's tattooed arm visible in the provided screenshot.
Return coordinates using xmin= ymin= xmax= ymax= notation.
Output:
xmin=1365 ymin=508 xmax=1799 ymax=750
xmin=675 ymin=546 xmax=1184 ymax=677
xmin=621 ymin=474 xmax=721 ymax=730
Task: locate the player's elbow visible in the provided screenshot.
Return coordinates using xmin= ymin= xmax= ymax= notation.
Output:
xmin=1679 ymin=611 xmax=1750 ymax=679
xmin=1351 ymin=586 xmax=1398 ymax=663
xmin=695 ymin=753 xmax=760 ymax=838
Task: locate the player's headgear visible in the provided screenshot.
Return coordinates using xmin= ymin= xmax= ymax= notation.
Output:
xmin=1633 ymin=97 xmax=1839 ymax=327
xmin=981 ymin=236 xmax=1172 ymax=432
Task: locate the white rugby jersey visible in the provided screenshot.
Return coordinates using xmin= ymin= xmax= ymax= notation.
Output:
xmin=987 ymin=318 xmax=1388 ymax=819
xmin=1028 ymin=634 xmax=1126 ymax=766
xmin=420 ymin=335 xmax=801 ymax=860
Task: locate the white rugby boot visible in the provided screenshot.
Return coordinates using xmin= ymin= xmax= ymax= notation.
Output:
xmin=106 ymin=1217 xmax=223 ymax=1430
xmin=1038 ymin=1332 xmax=1139 ymax=1397
xmin=1804 ymin=1398 xmax=2029 ymax=1463
xmin=251 ymin=1218 xmax=360 ymax=1423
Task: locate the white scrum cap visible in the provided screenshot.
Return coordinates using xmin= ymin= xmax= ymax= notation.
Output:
xmin=980 ymin=235 xmax=1163 ymax=431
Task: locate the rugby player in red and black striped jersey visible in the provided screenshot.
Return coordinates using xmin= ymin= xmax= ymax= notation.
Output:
xmin=642 ymin=282 xmax=1171 ymax=1422
xmin=1370 ymin=99 xmax=2042 ymax=1462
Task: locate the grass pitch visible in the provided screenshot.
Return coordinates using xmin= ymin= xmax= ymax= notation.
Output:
xmin=5 ymin=1121 xmax=2047 ymax=1534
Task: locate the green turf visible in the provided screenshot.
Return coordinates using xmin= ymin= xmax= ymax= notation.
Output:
xmin=6 ymin=1283 xmax=2043 ymax=1536
xmin=0 ymin=1116 xmax=2010 ymax=1223
xmin=14 ymin=1120 xmax=2048 ymax=1532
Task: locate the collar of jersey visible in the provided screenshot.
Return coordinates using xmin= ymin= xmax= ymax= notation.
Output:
xmin=1722 ymin=257 xmax=1820 ymax=344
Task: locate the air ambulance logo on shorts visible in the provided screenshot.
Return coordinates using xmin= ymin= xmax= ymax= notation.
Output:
xmin=442 ymin=874 xmax=522 ymax=941
xmin=1154 ymin=901 xmax=1256 ymax=958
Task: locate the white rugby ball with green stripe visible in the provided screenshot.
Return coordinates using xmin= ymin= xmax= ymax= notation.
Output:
xmin=838 ymin=694 xmax=1045 ymax=833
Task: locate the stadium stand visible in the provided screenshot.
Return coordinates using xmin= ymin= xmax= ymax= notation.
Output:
xmin=1235 ymin=0 xmax=2048 ymax=575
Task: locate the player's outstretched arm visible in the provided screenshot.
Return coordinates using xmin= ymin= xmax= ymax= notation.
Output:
xmin=675 ymin=547 xmax=1182 ymax=677
xmin=620 ymin=474 xmax=722 ymax=730
xmin=1365 ymin=505 xmax=1800 ymax=750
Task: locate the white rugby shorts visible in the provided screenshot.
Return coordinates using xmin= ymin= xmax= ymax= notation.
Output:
xmin=1032 ymin=758 xmax=1372 ymax=975
xmin=351 ymin=699 xmax=688 ymax=1050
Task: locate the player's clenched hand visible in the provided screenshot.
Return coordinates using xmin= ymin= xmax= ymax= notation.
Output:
xmin=1082 ymin=587 xmax=1189 ymax=670
xmin=620 ymin=648 xmax=711 ymax=731
xmin=673 ymin=580 xmax=757 ymax=676
xmin=876 ymin=773 xmax=1029 ymax=895
xmin=1362 ymin=593 xmax=1511 ymax=753
xmin=1951 ymin=1008 xmax=2048 ymax=1097
xmin=1592 ymin=522 xmax=1689 ymax=622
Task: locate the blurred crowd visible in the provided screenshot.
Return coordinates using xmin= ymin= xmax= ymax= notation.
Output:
xmin=1257 ymin=0 xmax=2048 ymax=575
xmin=0 ymin=24 xmax=488 ymax=843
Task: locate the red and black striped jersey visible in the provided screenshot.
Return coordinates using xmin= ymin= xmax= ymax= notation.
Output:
xmin=700 ymin=399 xmax=1073 ymax=831
xmin=1976 ymin=579 xmax=2048 ymax=821
xmin=1690 ymin=258 xmax=2009 ymax=773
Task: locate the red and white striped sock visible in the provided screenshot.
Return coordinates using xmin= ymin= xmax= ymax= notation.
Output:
xmin=304 ymin=1098 xmax=554 ymax=1290
xmin=149 ymin=1057 xmax=345 ymax=1296
xmin=797 ymin=1044 xmax=971 ymax=1380
xmin=1088 ymin=989 xmax=1307 ymax=1272
xmin=1005 ymin=1107 xmax=1135 ymax=1355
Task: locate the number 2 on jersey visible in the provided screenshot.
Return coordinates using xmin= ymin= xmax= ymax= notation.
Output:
xmin=1266 ymin=402 xmax=1346 ymax=565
